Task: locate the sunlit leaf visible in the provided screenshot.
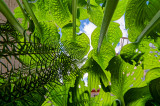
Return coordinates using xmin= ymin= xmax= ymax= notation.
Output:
xmin=85 ymin=0 xmax=98 ymax=6
xmin=145 ymin=67 xmax=160 ymax=83
xmin=120 ymin=43 xmax=140 ymax=63
xmin=23 ymin=0 xmax=42 ymax=34
xmin=77 ymin=8 xmax=90 ymax=20
xmin=125 ymin=0 xmax=160 ymax=42
xmin=61 ymin=24 xmax=90 ymax=59
xmin=95 ymin=0 xmax=105 ymax=4
xmin=82 ymin=58 xmax=109 ymax=91
xmin=112 ymin=0 xmax=128 ymax=21
xmin=34 ymin=21 xmax=60 ymax=45
xmin=142 ymin=47 xmax=160 ymax=70
xmin=33 ymin=0 xmax=72 ymax=28
xmin=88 ymin=6 xmax=103 ymax=27
xmin=91 ymin=22 xmax=122 ymax=48
xmin=90 ymin=90 xmax=113 ymax=106
xmin=45 ymin=80 xmax=75 ymax=106
xmin=91 ymin=43 xmax=115 ymax=70
xmin=106 ymin=56 xmax=144 ymax=103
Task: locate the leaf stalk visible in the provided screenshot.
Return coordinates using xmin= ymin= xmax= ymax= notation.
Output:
xmin=22 ymin=0 xmax=42 ymax=35
xmin=97 ymin=0 xmax=119 ymax=53
xmin=0 ymin=0 xmax=25 ymax=36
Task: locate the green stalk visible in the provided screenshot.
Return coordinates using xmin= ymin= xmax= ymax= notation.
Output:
xmin=0 ymin=0 xmax=25 ymax=36
xmin=72 ymin=0 xmax=78 ymax=41
xmin=87 ymin=0 xmax=90 ymax=10
xmin=87 ymin=0 xmax=90 ymax=5
xmin=16 ymin=0 xmax=28 ymax=20
xmin=120 ymin=97 xmax=125 ymax=106
xmin=97 ymin=0 xmax=119 ymax=53
xmin=22 ymin=0 xmax=42 ymax=34
xmin=135 ymin=10 xmax=160 ymax=44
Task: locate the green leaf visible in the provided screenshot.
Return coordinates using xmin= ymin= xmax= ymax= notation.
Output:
xmin=22 ymin=0 xmax=42 ymax=34
xmin=88 ymin=5 xmax=104 ymax=27
xmin=125 ymin=0 xmax=160 ymax=42
xmin=142 ymin=47 xmax=160 ymax=70
xmin=112 ymin=0 xmax=128 ymax=21
xmin=80 ymin=58 xmax=112 ymax=105
xmin=136 ymin=39 xmax=160 ymax=69
xmin=61 ymin=25 xmax=90 ymax=59
xmin=14 ymin=7 xmax=28 ymax=28
xmin=121 ymin=10 xmax=160 ymax=64
xmin=149 ymin=78 xmax=160 ymax=104
xmin=91 ymin=43 xmax=115 ymax=70
xmin=106 ymin=56 xmax=144 ymax=103
xmin=85 ymin=0 xmax=98 ymax=6
xmin=67 ymin=75 xmax=90 ymax=105
xmin=82 ymin=58 xmax=109 ymax=91
xmin=146 ymin=67 xmax=160 ymax=84
xmin=77 ymin=8 xmax=90 ymax=20
xmin=41 ymin=98 xmax=54 ymax=106
xmin=33 ymin=0 xmax=72 ymax=28
xmin=155 ymin=36 xmax=160 ymax=50
xmin=46 ymin=80 xmax=75 ymax=106
xmin=105 ymin=22 xmax=122 ymax=48
xmin=135 ymin=10 xmax=160 ymax=44
xmin=91 ymin=22 xmax=122 ymax=48
xmin=34 ymin=21 xmax=60 ymax=46
xmin=120 ymin=43 xmax=140 ymax=63
xmin=90 ymin=90 xmax=113 ymax=106
xmin=95 ymin=0 xmax=105 ymax=4
xmin=124 ymin=86 xmax=152 ymax=106
xmin=78 ymin=0 xmax=87 ymax=7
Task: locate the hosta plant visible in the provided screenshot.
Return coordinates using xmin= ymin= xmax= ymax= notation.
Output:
xmin=0 ymin=0 xmax=160 ymax=105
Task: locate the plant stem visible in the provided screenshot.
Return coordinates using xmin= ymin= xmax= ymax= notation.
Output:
xmin=72 ymin=0 xmax=78 ymax=41
xmin=135 ymin=10 xmax=160 ymax=44
xmin=97 ymin=0 xmax=119 ymax=53
xmin=0 ymin=0 xmax=25 ymax=36
xmin=22 ymin=0 xmax=42 ymax=34
xmin=16 ymin=0 xmax=28 ymax=20
xmin=87 ymin=0 xmax=90 ymax=10
xmin=120 ymin=97 xmax=125 ymax=106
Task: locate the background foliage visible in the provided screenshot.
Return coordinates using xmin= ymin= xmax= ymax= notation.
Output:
xmin=0 ymin=0 xmax=160 ymax=105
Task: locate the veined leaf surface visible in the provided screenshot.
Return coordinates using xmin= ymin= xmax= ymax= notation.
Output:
xmin=106 ymin=56 xmax=144 ymax=103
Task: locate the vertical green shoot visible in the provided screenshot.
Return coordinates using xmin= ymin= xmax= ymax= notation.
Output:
xmin=72 ymin=0 xmax=78 ymax=41
xmin=0 ymin=0 xmax=25 ymax=36
xmin=87 ymin=0 xmax=90 ymax=10
xmin=16 ymin=0 xmax=28 ymax=20
xmin=22 ymin=0 xmax=42 ymax=34
xmin=97 ymin=0 xmax=119 ymax=53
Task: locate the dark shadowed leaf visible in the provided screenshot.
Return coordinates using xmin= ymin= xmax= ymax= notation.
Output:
xmin=124 ymin=86 xmax=152 ymax=106
xmin=149 ymin=78 xmax=160 ymax=104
